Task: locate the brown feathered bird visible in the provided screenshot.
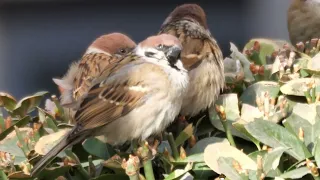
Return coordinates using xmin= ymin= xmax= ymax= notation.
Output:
xmin=158 ymin=4 xmax=224 ymax=117
xmin=287 ymin=0 xmax=320 ymax=45
xmin=53 ymin=33 xmax=136 ymax=118
xmin=31 ymin=34 xmax=189 ymax=177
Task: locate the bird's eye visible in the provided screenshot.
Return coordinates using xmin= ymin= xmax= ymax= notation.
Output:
xmin=119 ymin=49 xmax=127 ymax=54
xmin=145 ymin=51 xmax=155 ymax=57
xmin=157 ymin=44 xmax=164 ymax=49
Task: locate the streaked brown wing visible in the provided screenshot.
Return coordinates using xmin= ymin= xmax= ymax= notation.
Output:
xmin=73 ymin=57 xmax=147 ymax=131
xmin=73 ymin=53 xmax=117 ymax=100
xmin=159 ymin=20 xmax=222 ymax=70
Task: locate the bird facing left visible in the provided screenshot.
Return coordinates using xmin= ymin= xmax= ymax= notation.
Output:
xmin=52 ymin=33 xmax=136 ymax=120
xmin=30 ymin=34 xmax=189 ymax=177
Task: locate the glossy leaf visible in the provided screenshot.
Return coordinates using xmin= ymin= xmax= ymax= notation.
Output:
xmin=12 ymin=91 xmax=48 ymax=117
xmin=175 ymin=124 xmax=194 ymax=147
xmin=314 ymin=137 xmax=320 ymax=167
xmin=34 ymin=128 xmax=70 ymax=157
xmin=0 ymin=127 xmax=33 ymax=164
xmin=188 ymin=136 xmax=228 ymax=155
xmin=230 ymin=42 xmax=255 ymax=82
xmin=280 ymin=78 xmax=320 ymax=96
xmin=209 ymin=93 xmax=248 ymax=140
xmin=204 ymin=142 xmax=257 ymax=174
xmin=192 ymin=162 xmax=215 ymax=180
xmin=263 ymin=147 xmax=288 ymax=174
xmin=0 ymin=116 xmax=31 ymax=141
xmin=82 ymin=137 xmax=116 ymax=160
xmin=245 ymin=119 xmax=308 ymax=161
xmin=163 ymin=162 xmax=193 ymax=180
xmin=240 ymin=81 xmax=280 ymax=107
xmin=285 ymin=103 xmax=320 ymax=153
xmin=0 ymin=92 xmax=17 ymax=111
xmin=279 ymin=167 xmax=310 ymax=179
xmin=217 ymin=157 xmax=248 ymax=180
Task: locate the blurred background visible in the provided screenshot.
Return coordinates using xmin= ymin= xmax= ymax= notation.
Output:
xmin=0 ymin=0 xmax=291 ymax=99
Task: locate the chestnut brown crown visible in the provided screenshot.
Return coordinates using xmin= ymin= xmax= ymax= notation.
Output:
xmin=162 ymin=4 xmax=208 ymax=29
xmin=90 ymin=32 xmax=136 ymax=55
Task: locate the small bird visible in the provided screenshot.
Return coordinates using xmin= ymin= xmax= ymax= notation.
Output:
xmin=287 ymin=0 xmax=320 ymax=45
xmin=53 ymin=32 xmax=136 ymax=108
xmin=31 ymin=34 xmax=189 ymax=176
xmin=158 ymin=4 xmax=224 ymax=117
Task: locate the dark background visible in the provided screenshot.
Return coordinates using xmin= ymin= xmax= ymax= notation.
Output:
xmin=0 ymin=0 xmax=291 ymax=99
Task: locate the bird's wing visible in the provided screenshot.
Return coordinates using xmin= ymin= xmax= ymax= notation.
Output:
xmin=159 ymin=20 xmax=223 ymax=71
xmin=72 ymin=58 xmax=161 ymax=132
xmin=73 ymin=52 xmax=119 ymax=100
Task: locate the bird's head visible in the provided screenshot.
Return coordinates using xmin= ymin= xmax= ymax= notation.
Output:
xmin=135 ymin=34 xmax=184 ymax=70
xmin=161 ymin=4 xmax=208 ymax=29
xmin=87 ymin=32 xmax=136 ymax=58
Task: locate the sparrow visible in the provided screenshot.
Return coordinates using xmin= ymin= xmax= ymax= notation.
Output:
xmin=31 ymin=34 xmax=189 ymax=176
xmin=52 ymin=33 xmax=136 ymax=119
xmin=287 ymin=0 xmax=320 ymax=45
xmin=158 ymin=4 xmax=225 ymax=117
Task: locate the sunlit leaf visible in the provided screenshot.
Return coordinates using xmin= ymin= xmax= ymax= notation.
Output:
xmin=245 ymin=119 xmax=309 ymax=161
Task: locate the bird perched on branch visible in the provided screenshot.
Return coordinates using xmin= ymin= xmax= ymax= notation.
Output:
xmin=52 ymin=33 xmax=136 ymax=119
xmin=287 ymin=0 xmax=320 ymax=45
xmin=158 ymin=4 xmax=224 ymax=117
xmin=31 ymin=34 xmax=189 ymax=176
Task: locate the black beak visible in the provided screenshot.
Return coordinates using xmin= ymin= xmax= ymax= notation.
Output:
xmin=165 ymin=45 xmax=182 ymax=66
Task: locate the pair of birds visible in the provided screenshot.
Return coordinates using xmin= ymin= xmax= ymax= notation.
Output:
xmin=31 ymin=4 xmax=224 ymax=176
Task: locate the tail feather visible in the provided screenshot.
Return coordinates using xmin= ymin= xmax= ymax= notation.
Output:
xmin=30 ymin=133 xmax=84 ymax=177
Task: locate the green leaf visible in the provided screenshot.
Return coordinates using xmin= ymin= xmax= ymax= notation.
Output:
xmin=175 ymin=124 xmax=194 ymax=147
xmin=0 ymin=92 xmax=17 ymax=111
xmin=36 ymin=165 xmax=72 ymax=179
xmin=230 ymin=42 xmax=255 ymax=83
xmin=240 ymin=81 xmax=280 ymax=107
xmin=192 ymin=162 xmax=215 ymax=179
xmin=280 ymin=78 xmax=320 ymax=96
xmin=209 ymin=93 xmax=248 ymax=140
xmin=217 ymin=157 xmax=248 ymax=180
xmin=92 ymin=174 xmax=129 ymax=180
xmin=204 ymin=143 xmax=257 ymax=174
xmin=248 ymin=150 xmax=267 ymax=162
xmin=12 ymin=91 xmax=48 ymax=117
xmin=244 ymin=39 xmax=277 ymax=65
xmin=285 ymin=103 xmax=320 ymax=153
xmin=173 ymin=153 xmax=204 ymax=165
xmin=233 ymin=119 xmax=260 ymax=149
xmin=82 ymin=137 xmax=116 ymax=160
xmin=306 ymin=53 xmax=320 ymax=73
xmin=34 ymin=128 xmax=70 ymax=158
xmin=0 ymin=116 xmax=31 ymax=141
xmin=188 ymin=136 xmax=228 ymax=155
xmin=279 ymin=167 xmax=310 ymax=179
xmin=263 ymin=147 xmax=288 ymax=175
xmin=245 ymin=119 xmax=309 ymax=161
xmin=163 ymin=162 xmax=193 ymax=180
xmin=0 ymin=127 xmax=33 ymax=164
xmin=0 ymin=169 xmax=8 ymax=180
xmin=314 ymin=137 xmax=320 ymax=166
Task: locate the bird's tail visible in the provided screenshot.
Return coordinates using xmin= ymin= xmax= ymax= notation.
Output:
xmin=30 ymin=133 xmax=83 ymax=177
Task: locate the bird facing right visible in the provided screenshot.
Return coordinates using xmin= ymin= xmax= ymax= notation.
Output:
xmin=287 ymin=0 xmax=320 ymax=45
xmin=158 ymin=4 xmax=225 ymax=117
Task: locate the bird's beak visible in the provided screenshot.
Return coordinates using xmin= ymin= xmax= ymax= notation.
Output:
xmin=165 ymin=45 xmax=182 ymax=65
